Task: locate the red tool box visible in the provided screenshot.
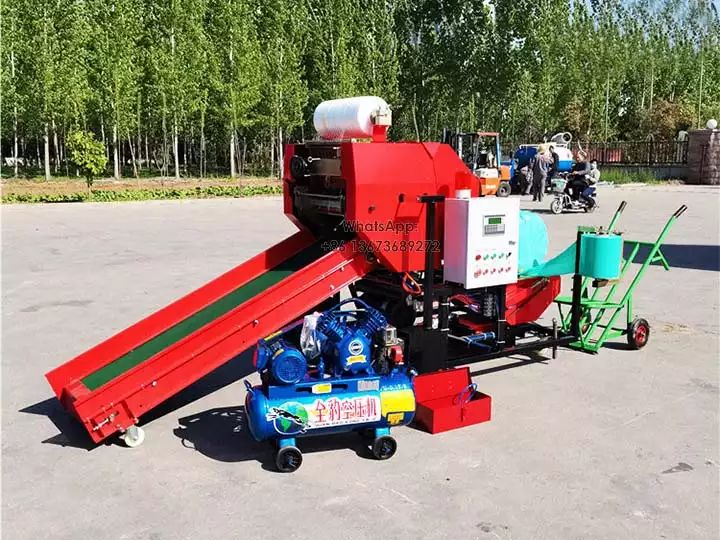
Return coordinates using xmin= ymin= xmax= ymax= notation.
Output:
xmin=413 ymin=367 xmax=492 ymax=434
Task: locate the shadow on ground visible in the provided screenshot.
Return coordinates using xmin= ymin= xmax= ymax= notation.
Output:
xmin=173 ymin=405 xmax=377 ymax=472
xmin=21 ymin=349 xmax=255 ymax=451
xmin=629 ymin=243 xmax=720 ymax=272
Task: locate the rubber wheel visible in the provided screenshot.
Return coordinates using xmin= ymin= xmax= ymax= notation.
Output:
xmin=372 ymin=435 xmax=397 ymax=460
xmin=275 ymin=446 xmax=303 ymax=473
xmin=628 ymin=318 xmax=650 ymax=350
xmin=550 ymin=198 xmax=563 ymax=214
xmin=584 ymin=203 xmax=597 ymax=213
xmin=496 ymin=181 xmax=511 ymax=197
xmin=121 ymin=425 xmax=145 ymax=448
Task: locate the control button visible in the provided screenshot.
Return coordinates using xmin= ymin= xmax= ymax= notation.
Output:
xmin=484 ymin=269 xmax=489 ymax=274
xmin=492 ymin=254 xmax=497 ymax=259
xmin=507 ymin=252 xmax=512 ymax=257
xmin=484 ymin=254 xmax=489 ymax=260
xmin=491 ymin=269 xmax=496 ymax=273
xmin=506 ymin=266 xmax=512 ymax=272
xmin=498 ymin=253 xmax=504 ymax=259
xmin=498 ymin=268 xmax=504 ymax=273
xmin=475 ymin=254 xmax=481 ymax=261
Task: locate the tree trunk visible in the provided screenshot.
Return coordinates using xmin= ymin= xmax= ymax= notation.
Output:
xmin=230 ymin=127 xmax=237 ymax=178
xmin=113 ymin=123 xmax=120 ymax=179
xmin=137 ymin=95 xmax=142 ymax=171
xmin=52 ymin=119 xmax=59 ymax=173
xmin=162 ymin=93 xmax=168 ymax=180
xmin=277 ymin=126 xmax=284 ymax=179
xmin=242 ymin=137 xmax=247 ymax=177
xmin=13 ymin=109 xmax=19 ymax=178
xmin=127 ymin=131 xmax=138 ymax=181
xmin=101 ymin=118 xmax=108 ymax=162
xmin=43 ymin=123 xmax=51 ymax=181
xmin=412 ymin=93 xmax=420 ymax=142
xmin=173 ymin=115 xmax=180 ymax=181
xmin=145 ymin=134 xmax=149 ymax=171
xmin=183 ymin=134 xmax=187 ymax=174
xmin=200 ymin=107 xmax=206 ymax=179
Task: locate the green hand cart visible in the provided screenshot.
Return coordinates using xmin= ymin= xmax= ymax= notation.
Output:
xmin=555 ymin=201 xmax=687 ymax=352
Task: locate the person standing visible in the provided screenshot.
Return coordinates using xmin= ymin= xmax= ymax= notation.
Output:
xmin=532 ymin=145 xmax=551 ymax=202
xmin=548 ymin=145 xmax=560 ymax=189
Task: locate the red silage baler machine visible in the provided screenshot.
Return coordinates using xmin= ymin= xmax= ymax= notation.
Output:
xmin=46 ymin=96 xmax=580 ymax=448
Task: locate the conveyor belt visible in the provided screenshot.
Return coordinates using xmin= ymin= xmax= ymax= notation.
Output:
xmin=82 ymin=242 xmax=326 ymax=391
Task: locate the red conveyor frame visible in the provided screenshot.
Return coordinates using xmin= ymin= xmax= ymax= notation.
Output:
xmin=46 ymin=230 xmax=375 ymax=443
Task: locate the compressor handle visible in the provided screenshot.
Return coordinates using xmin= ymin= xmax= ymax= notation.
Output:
xmin=673 ymin=205 xmax=688 ymax=218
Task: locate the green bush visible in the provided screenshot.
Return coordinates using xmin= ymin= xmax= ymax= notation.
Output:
xmin=599 ymin=168 xmax=660 ymax=184
xmin=1 ymin=184 xmax=283 ymax=204
xmin=66 ymin=130 xmax=108 ymax=191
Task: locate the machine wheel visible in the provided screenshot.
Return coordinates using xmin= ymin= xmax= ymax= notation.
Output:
xmin=496 ymin=181 xmax=511 ymax=197
xmin=584 ymin=203 xmax=597 ymax=213
xmin=275 ymin=446 xmax=303 ymax=473
xmin=121 ymin=425 xmax=145 ymax=448
xmin=550 ymin=198 xmax=563 ymax=215
xmin=372 ymin=435 xmax=397 ymax=460
xmin=628 ymin=318 xmax=650 ymax=350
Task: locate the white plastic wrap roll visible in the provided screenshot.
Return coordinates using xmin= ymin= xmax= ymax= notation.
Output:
xmin=313 ymin=96 xmax=390 ymax=140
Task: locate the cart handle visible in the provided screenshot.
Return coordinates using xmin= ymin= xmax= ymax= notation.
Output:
xmin=673 ymin=205 xmax=688 ymax=218
xmin=618 ymin=201 xmax=627 ymax=213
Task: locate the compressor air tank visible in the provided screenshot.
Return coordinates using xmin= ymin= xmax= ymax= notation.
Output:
xmin=245 ymin=372 xmax=415 ymax=442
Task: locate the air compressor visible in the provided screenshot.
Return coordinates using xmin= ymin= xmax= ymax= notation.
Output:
xmin=245 ymin=299 xmax=416 ymax=472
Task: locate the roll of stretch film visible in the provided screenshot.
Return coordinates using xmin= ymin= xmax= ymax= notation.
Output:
xmin=313 ymin=96 xmax=389 ymax=140
xmin=579 ymin=234 xmax=623 ymax=279
xmin=519 ymin=233 xmax=622 ymax=280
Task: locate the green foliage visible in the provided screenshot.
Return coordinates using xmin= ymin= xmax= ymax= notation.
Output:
xmin=66 ymin=130 xmax=109 ymax=188
xmin=599 ymin=168 xmax=663 ymax=184
xmin=1 ymin=184 xmax=283 ymax=204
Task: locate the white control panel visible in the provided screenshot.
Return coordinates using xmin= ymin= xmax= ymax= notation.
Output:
xmin=443 ymin=197 xmax=520 ymax=288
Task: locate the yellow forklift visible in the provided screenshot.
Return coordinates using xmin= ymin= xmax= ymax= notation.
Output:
xmin=441 ymin=129 xmax=512 ymax=197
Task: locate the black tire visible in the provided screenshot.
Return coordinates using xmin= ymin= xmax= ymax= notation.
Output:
xmin=583 ymin=202 xmax=597 ymax=213
xmin=497 ymin=181 xmax=511 ymax=197
xmin=372 ymin=435 xmax=397 ymax=460
xmin=275 ymin=446 xmax=303 ymax=473
xmin=550 ymin=198 xmax=563 ymax=214
xmin=627 ymin=318 xmax=650 ymax=350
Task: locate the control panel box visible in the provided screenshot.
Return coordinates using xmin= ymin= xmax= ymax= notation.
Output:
xmin=443 ymin=197 xmax=520 ymax=288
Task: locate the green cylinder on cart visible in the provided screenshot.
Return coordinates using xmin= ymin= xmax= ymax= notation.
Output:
xmin=579 ymin=234 xmax=623 ymax=280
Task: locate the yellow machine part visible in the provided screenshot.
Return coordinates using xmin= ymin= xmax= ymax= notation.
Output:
xmin=380 ymin=388 xmax=416 ymax=417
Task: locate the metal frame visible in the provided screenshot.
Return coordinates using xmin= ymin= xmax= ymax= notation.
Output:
xmin=555 ymin=202 xmax=687 ymax=352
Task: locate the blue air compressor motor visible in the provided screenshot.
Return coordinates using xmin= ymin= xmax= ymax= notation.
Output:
xmin=246 ymin=299 xmax=416 ymax=473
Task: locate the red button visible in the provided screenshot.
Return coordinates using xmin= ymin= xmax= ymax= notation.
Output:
xmin=475 ymin=255 xmax=481 ymax=260
xmin=491 ymin=269 xmax=496 ymax=273
xmin=484 ymin=269 xmax=489 ymax=274
xmin=506 ymin=266 xmax=512 ymax=272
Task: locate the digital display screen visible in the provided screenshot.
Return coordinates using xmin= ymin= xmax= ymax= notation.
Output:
xmin=488 ymin=217 xmax=502 ymax=224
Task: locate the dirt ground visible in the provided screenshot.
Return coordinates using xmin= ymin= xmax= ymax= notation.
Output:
xmin=1 ymin=175 xmax=281 ymax=196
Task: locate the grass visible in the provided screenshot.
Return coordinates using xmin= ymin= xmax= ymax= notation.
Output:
xmin=1 ymin=175 xmax=283 ymax=204
xmin=599 ymin=168 xmax=679 ymax=185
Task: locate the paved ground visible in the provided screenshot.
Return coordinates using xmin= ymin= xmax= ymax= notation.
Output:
xmin=2 ymin=186 xmax=718 ymax=540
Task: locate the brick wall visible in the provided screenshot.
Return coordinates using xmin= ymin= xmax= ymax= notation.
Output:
xmin=686 ymin=129 xmax=720 ymax=185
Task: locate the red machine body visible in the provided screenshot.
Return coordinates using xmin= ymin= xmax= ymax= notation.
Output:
xmin=284 ymin=141 xmax=479 ymax=273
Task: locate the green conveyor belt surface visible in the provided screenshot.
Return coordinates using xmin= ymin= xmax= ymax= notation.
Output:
xmin=82 ymin=241 xmax=326 ymax=391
